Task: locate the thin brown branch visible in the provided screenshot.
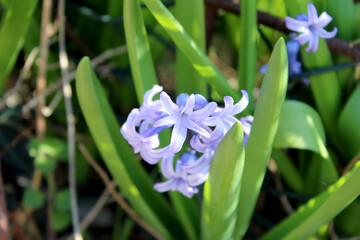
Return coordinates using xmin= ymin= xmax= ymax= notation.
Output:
xmin=58 ymin=0 xmax=82 ymax=239
xmin=77 ymin=144 xmax=165 ymax=240
xmin=342 ymin=151 xmax=360 ymax=176
xmin=204 ymin=0 xmax=360 ymax=61
xmin=0 ymin=123 xmax=35 ymax=160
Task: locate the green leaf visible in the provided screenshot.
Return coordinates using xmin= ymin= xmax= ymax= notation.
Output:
xmin=76 ymin=57 xmax=184 ymax=239
xmin=0 ymin=0 xmax=39 ymax=93
xmin=123 ymin=0 xmax=158 ymax=103
xmin=262 ymin=160 xmax=360 ymax=240
xmin=142 ymin=0 xmax=240 ymax=100
xmin=55 ymin=189 xmax=71 ymax=212
xmin=28 ymin=138 xmax=68 ymax=160
xmin=238 ymin=0 xmax=257 ymax=111
xmin=338 ymin=85 xmax=360 ymax=158
xmin=175 ymin=0 xmax=207 ymax=96
xmin=273 ymin=100 xmax=338 ymax=188
xmin=274 ymin=101 xmax=327 ymax=157
xmin=201 ymin=122 xmax=245 ymax=240
xmin=34 ymin=154 xmax=56 ymax=174
xmin=235 ymin=38 xmax=288 ymax=238
xmin=24 ymin=188 xmax=45 ymax=210
xmin=52 ymin=211 xmax=71 ymax=231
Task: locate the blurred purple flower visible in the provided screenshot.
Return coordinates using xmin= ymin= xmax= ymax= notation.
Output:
xmin=285 ymin=3 xmax=337 ymax=52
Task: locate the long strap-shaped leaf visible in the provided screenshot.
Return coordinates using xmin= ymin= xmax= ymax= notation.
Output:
xmin=124 ymin=2 xmax=198 ymax=239
xmin=0 ymin=0 xmax=39 ymax=94
xmin=142 ymin=0 xmax=240 ymax=100
xmin=234 ymin=38 xmax=288 ymax=238
xmin=201 ymin=122 xmax=245 ymax=240
xmin=238 ymin=0 xmax=257 ymax=111
xmin=123 ymin=0 xmax=158 ymax=103
xmin=76 ymin=57 xmax=185 ymax=240
xmin=262 ymin=160 xmax=360 ymax=240
xmin=175 ymin=0 xmax=207 ymax=96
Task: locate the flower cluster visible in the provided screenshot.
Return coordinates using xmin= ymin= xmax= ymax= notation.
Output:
xmin=285 ymin=3 xmax=337 ymax=52
xmin=120 ymin=85 xmax=252 ymax=198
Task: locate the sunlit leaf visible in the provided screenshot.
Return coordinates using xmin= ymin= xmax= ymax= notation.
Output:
xmin=235 ymin=38 xmax=288 ymax=238
xmin=262 ymin=161 xmax=360 ymax=240
xmin=201 ymin=122 xmax=245 ymax=240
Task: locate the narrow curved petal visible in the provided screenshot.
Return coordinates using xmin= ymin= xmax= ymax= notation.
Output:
xmin=182 ymin=94 xmax=195 ymax=115
xmin=285 ymin=17 xmax=308 ymax=32
xmin=317 ymin=12 xmax=333 ymax=27
xmin=307 ymin=3 xmax=319 ymax=25
xmin=231 ymin=90 xmax=249 ymax=114
xmin=185 ymin=118 xmax=211 ymax=138
xmin=190 ymin=135 xmax=208 ymax=153
xmin=160 ymin=91 xmax=179 ymax=115
xmin=295 ymin=32 xmax=312 ymax=45
xmin=191 ymin=102 xmax=217 ymax=122
xmin=170 ymin=123 xmax=187 ymax=153
xmin=154 ymin=179 xmax=176 ymax=192
xmin=306 ymin=35 xmax=319 ymax=52
xmin=313 ymin=26 xmax=337 ymax=39
xmin=143 ymin=85 xmax=162 ymax=106
xmin=153 ymin=115 xmax=176 ymax=128
xmin=202 ymin=116 xmax=218 ymax=126
xmin=223 ymin=96 xmax=234 ymax=110
xmin=187 ymin=170 xmax=209 ymax=186
xmin=161 ymin=154 xmax=175 ymax=178
xmin=178 ymin=181 xmax=198 ymax=198
xmin=182 ymin=152 xmax=212 ymax=174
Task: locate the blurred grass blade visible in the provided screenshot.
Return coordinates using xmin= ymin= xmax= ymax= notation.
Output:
xmin=0 ymin=0 xmax=39 ymax=93
xmin=201 ymin=122 xmax=245 ymax=240
xmin=142 ymin=0 xmax=240 ymax=100
xmin=271 ymin=149 xmax=303 ymax=193
xmin=175 ymin=0 xmax=207 ymax=96
xmin=238 ymin=0 xmax=257 ymax=111
xmin=123 ymin=0 xmax=158 ymax=103
xmin=235 ymin=38 xmax=288 ymax=238
xmin=76 ymin=57 xmax=187 ymax=239
xmin=262 ymin=160 xmax=360 ymax=240
xmin=338 ymin=85 xmax=360 ymax=158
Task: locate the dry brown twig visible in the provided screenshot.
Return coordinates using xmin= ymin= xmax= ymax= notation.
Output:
xmin=21 ymin=45 xmax=127 ymax=116
xmin=57 ymin=0 xmax=82 ymax=239
xmin=78 ymin=143 xmax=165 ymax=240
xmin=268 ymin=159 xmax=294 ymax=215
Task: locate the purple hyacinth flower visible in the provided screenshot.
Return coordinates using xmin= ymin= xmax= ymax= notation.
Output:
xmin=153 ymin=92 xmax=217 ymax=153
xmin=138 ymin=85 xmax=165 ymax=131
xmin=154 ymin=153 xmax=209 ymax=198
xmin=120 ymin=109 xmax=168 ymax=164
xmin=202 ymin=90 xmax=249 ymax=140
xmin=285 ymin=3 xmax=337 ymax=52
